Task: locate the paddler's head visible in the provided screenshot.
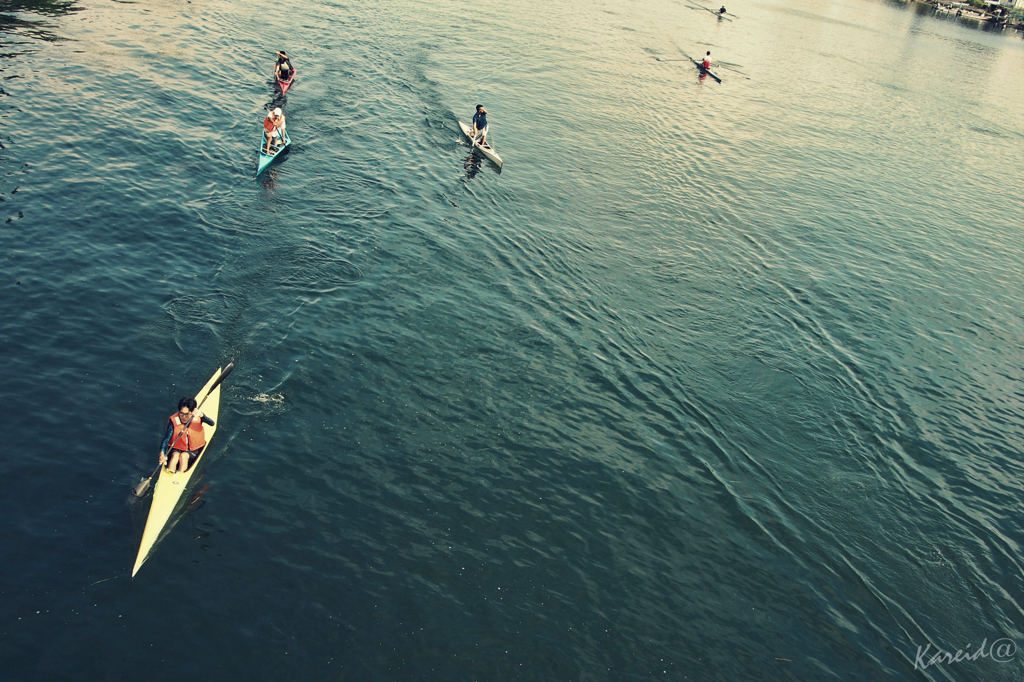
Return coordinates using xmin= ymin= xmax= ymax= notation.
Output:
xmin=177 ymin=397 xmax=198 ymax=420
xmin=476 ymin=105 xmax=486 ymax=114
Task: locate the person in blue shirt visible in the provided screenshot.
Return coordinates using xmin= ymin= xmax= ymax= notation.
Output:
xmin=471 ymin=105 xmax=489 ymax=146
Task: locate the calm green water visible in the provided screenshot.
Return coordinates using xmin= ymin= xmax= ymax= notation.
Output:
xmin=1 ymin=0 xmax=1021 ymax=679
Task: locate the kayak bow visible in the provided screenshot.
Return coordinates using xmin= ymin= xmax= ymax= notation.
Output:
xmin=132 ymin=366 xmax=225 ymax=577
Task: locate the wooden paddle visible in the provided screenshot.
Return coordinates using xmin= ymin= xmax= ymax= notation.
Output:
xmin=132 ymin=363 xmax=234 ymax=497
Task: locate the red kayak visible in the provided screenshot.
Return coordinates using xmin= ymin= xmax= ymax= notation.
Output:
xmin=276 ymin=66 xmax=297 ymax=95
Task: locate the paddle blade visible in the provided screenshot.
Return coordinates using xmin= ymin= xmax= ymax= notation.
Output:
xmin=132 ymin=463 xmax=162 ymax=497
xmin=213 ymin=362 xmax=234 ymax=389
xmin=196 ymin=362 xmax=235 ymax=409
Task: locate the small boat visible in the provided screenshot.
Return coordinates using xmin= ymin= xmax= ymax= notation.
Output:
xmin=693 ymin=59 xmax=723 ymax=83
xmin=458 ymin=120 xmax=503 ymax=168
xmin=257 ymin=127 xmax=291 ymax=177
xmin=132 ymin=366 xmax=228 ymax=577
xmin=276 ymin=66 xmax=297 ymax=95
xmin=688 ymin=4 xmax=734 ymax=20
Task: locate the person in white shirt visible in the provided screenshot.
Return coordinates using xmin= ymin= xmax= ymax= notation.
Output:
xmin=263 ymin=107 xmax=286 ymax=154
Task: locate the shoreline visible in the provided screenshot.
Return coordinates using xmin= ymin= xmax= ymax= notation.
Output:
xmin=912 ymin=0 xmax=1024 ymax=31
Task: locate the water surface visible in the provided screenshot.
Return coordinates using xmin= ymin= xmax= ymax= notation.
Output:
xmin=1 ymin=0 xmax=1021 ymax=679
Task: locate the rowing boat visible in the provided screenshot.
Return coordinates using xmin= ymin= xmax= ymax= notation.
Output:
xmin=257 ymin=127 xmax=291 ymax=177
xmin=277 ymin=66 xmax=297 ymax=95
xmin=132 ymin=366 xmax=225 ymax=577
xmin=688 ymin=4 xmax=734 ymax=19
xmin=693 ymin=59 xmax=723 ymax=83
xmin=458 ymin=120 xmax=503 ymax=168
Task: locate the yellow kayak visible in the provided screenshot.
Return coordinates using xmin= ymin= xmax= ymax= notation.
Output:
xmin=132 ymin=366 xmax=227 ymax=577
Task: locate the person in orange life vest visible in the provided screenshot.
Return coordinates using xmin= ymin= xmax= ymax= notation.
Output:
xmin=263 ymin=107 xmax=286 ymax=155
xmin=702 ymin=51 xmax=712 ymax=69
xmin=158 ymin=397 xmax=215 ymax=473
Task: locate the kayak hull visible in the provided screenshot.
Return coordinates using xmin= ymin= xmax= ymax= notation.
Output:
xmin=132 ymin=367 xmax=224 ymax=577
xmin=693 ymin=60 xmax=723 ymax=83
xmin=458 ymin=120 xmax=503 ymax=168
xmin=257 ymin=127 xmax=291 ymax=177
xmin=276 ymin=66 xmax=297 ymax=95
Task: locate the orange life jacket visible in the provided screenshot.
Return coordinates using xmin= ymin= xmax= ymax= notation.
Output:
xmin=167 ymin=412 xmax=207 ymax=452
xmin=264 ymin=116 xmax=276 ymax=132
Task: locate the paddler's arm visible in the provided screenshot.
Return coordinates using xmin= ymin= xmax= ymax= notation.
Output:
xmin=158 ymin=420 xmax=174 ymax=463
xmin=190 ymin=409 xmax=214 ymax=427
xmin=157 ymin=415 xmax=215 ymax=462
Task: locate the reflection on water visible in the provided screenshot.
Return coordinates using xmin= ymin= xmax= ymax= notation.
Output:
xmin=1 ymin=0 xmax=81 ymax=15
xmin=0 ymin=0 xmax=83 ymax=48
xmin=463 ymin=153 xmax=482 ymax=180
xmin=2 ymin=0 xmax=83 ymax=17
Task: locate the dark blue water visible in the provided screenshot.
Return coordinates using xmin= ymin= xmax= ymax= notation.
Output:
xmin=1 ymin=0 xmax=1021 ymax=679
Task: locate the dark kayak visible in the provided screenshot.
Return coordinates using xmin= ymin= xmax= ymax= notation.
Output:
xmin=693 ymin=59 xmax=723 ymax=83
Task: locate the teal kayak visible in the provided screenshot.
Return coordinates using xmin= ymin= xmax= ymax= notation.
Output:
xmin=257 ymin=127 xmax=291 ymax=177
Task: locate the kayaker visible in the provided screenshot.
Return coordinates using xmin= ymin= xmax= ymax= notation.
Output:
xmin=471 ymin=105 xmax=489 ymax=146
xmin=276 ymin=55 xmax=293 ymax=82
xmin=263 ymin=107 xmax=286 ymax=154
xmin=702 ymin=51 xmax=712 ymax=69
xmin=719 ymin=6 xmax=726 ymax=13
xmin=159 ymin=397 xmax=215 ymax=473
xmin=275 ymin=51 xmax=292 ymax=80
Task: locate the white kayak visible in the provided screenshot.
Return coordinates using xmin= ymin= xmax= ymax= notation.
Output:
xmin=459 ymin=120 xmax=503 ymax=168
